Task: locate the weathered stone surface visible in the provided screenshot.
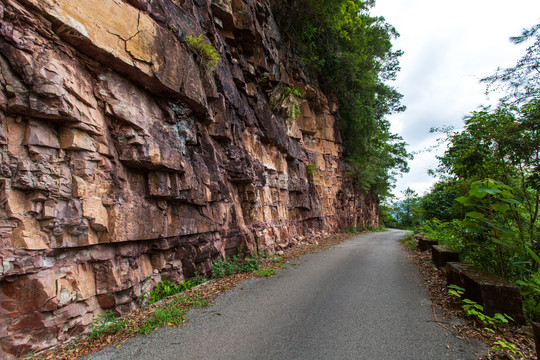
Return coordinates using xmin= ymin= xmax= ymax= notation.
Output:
xmin=431 ymin=245 xmax=459 ymax=268
xmin=23 ymin=0 xmax=207 ymax=111
xmin=446 ymin=262 xmax=525 ymax=324
xmin=60 ymin=129 xmax=96 ymax=151
xmin=0 ymin=0 xmax=380 ymax=356
xmin=25 ymin=120 xmax=60 ymax=149
xmin=416 ymin=235 xmax=438 ymax=251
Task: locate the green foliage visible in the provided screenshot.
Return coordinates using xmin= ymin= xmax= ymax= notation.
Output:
xmin=137 ymin=305 xmax=186 ymax=334
xmin=448 ymin=284 xmax=465 ymax=297
xmin=420 ymin=37 xmax=540 ymax=319
xmin=89 ymin=292 xmax=211 ymax=338
xmin=420 ymin=178 xmax=461 ymax=222
xmin=185 ymin=34 xmax=220 ymax=71
xmin=136 ymin=295 xmax=209 ymax=334
xmin=269 ymin=85 xmax=304 ymax=123
xmin=516 ymin=272 xmax=540 ymax=321
xmin=483 ymin=23 xmax=540 ymax=104
xmin=145 ymin=279 xmax=203 ymax=304
xmin=400 ymin=236 xmax=416 ymax=251
xmin=491 ymin=340 xmax=524 ymax=359
xmin=212 ymin=254 xmax=261 ymax=278
xmin=305 ymin=163 xmax=319 ymax=176
xmin=89 ymin=310 xmax=127 ymax=338
xmin=346 ymin=224 xmax=360 ymax=234
xmin=271 ymin=0 xmax=410 ymax=196
xmin=448 ymin=286 xmax=513 ymax=332
xmin=384 ymin=187 xmax=422 ymax=230
xmin=262 ymin=252 xmax=284 ymax=263
xmin=254 ymin=267 xmax=276 ymax=277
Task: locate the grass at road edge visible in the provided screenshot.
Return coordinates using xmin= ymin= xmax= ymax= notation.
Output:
xmin=27 ymin=232 xmax=360 ymax=360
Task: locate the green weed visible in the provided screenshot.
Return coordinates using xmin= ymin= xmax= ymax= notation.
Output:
xmin=136 ymin=295 xmax=210 ymax=334
xmin=400 ymin=237 xmax=416 ymax=251
xmin=212 ymin=254 xmax=261 ymax=278
xmin=260 ymin=252 xmax=283 ymax=263
xmin=447 ymin=285 xmax=513 ymax=331
xmin=89 ymin=310 xmax=127 ymax=338
xmin=255 ymin=267 xmax=276 ymax=277
xmin=492 ymin=340 xmax=524 ymax=359
xmin=137 ymin=306 xmax=186 ymax=334
xmin=143 ymin=278 xmax=205 ymax=305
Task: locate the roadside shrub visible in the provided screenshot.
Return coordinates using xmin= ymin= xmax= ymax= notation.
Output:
xmin=212 ymin=254 xmax=261 ymax=278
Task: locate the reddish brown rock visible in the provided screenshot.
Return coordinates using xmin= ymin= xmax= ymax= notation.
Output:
xmin=0 ymin=0 xmax=380 ymax=356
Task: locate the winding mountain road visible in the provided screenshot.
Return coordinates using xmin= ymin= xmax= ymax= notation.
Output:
xmin=86 ymin=229 xmax=484 ymax=360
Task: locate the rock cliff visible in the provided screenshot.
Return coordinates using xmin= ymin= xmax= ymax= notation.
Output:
xmin=0 ymin=0 xmax=379 ymax=355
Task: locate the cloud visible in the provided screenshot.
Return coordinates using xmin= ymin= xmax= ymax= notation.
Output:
xmin=373 ymin=0 xmax=540 ymax=199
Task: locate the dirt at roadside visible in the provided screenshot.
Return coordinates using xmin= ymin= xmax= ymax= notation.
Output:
xmin=402 ymin=238 xmax=537 ymax=360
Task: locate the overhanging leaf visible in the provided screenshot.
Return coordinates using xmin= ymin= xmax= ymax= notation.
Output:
xmin=455 ymin=196 xmax=472 ymax=204
xmin=491 ymin=237 xmax=515 ymax=248
xmin=525 ymin=246 xmax=540 ymax=265
xmin=496 ymin=226 xmax=516 ymax=237
xmin=491 ymin=204 xmax=510 ymax=213
xmin=466 ymin=211 xmax=485 ymax=219
xmin=476 ymin=186 xmax=501 ymax=195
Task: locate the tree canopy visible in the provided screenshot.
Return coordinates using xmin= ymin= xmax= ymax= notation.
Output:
xmin=270 ymin=0 xmax=410 ymax=197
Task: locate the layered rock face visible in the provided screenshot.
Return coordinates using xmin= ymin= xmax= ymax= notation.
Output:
xmin=0 ymin=0 xmax=379 ymax=355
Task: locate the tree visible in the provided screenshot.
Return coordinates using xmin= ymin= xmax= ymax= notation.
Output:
xmin=420 ymin=22 xmax=540 ymax=321
xmin=483 ymin=23 xmax=540 ymax=104
xmin=387 ymin=187 xmax=421 ymax=229
xmin=270 ymin=0 xmax=410 ymax=197
xmin=421 ymin=178 xmax=461 ymax=222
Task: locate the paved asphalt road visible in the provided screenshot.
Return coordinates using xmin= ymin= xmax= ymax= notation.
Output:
xmin=85 ymin=229 xmax=485 ymax=360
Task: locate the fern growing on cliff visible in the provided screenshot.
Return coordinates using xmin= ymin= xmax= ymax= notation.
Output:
xmin=269 ymin=85 xmax=305 ymax=123
xmin=186 ymin=34 xmax=221 ymax=71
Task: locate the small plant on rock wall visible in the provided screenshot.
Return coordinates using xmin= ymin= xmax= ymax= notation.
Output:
xmin=305 ymin=163 xmax=318 ymax=176
xmin=269 ymin=85 xmax=305 ymax=123
xmin=185 ymin=34 xmax=221 ymax=71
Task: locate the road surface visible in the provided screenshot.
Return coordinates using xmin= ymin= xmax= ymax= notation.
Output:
xmin=85 ymin=229 xmax=484 ymax=360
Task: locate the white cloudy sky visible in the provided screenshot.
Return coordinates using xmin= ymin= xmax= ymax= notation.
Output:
xmin=372 ymin=0 xmax=540 ymax=199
